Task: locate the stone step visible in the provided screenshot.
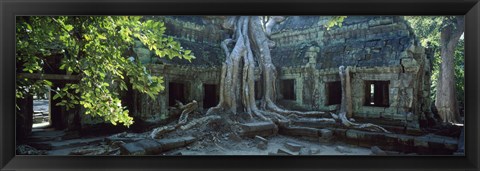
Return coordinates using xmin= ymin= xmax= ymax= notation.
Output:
xmin=28 ymin=137 xmax=104 ymax=150
xmin=105 ymin=137 xmax=145 ymax=144
xmin=239 ymin=122 xmax=278 ymax=138
xmin=119 ymin=139 xmax=162 ymax=155
xmin=27 ymin=130 xmax=66 ymax=142
xmin=276 ymin=148 xmax=299 ymax=155
xmin=158 ymin=136 xmax=197 ymax=150
xmin=279 ymin=126 xmax=320 ymax=138
xmin=47 ymin=147 xmax=80 ymax=155
xmin=339 ymin=129 xmax=459 ymax=155
xmin=291 ymin=119 xmax=339 ymax=129
xmin=120 ymin=136 xmax=197 ymax=155
xmin=284 ymin=142 xmax=303 ymax=152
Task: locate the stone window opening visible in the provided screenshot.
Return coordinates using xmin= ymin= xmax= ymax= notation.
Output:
xmin=326 ymin=81 xmax=341 ymax=105
xmin=280 ymin=79 xmax=295 ymax=100
xmin=169 ymin=82 xmax=187 ymax=107
xmin=203 ymin=84 xmax=219 ymax=108
xmin=364 ymin=80 xmax=390 ymax=107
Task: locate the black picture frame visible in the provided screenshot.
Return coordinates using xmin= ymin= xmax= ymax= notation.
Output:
xmin=1 ymin=0 xmax=479 ymax=170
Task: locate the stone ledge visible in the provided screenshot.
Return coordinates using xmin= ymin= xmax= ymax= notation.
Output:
xmin=239 ymin=122 xmax=278 ymax=138
xmin=341 ymin=129 xmax=458 ymax=155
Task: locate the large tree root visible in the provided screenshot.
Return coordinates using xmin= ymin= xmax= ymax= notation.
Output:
xmin=337 ymin=66 xmax=390 ymax=133
xmin=331 ymin=112 xmax=390 ymax=133
xmin=207 ymin=16 xmax=340 ymax=126
xmin=151 ymin=100 xmax=213 ymax=139
xmin=177 ymin=100 xmax=198 ymax=125
xmin=206 ymin=16 xmax=389 ymax=134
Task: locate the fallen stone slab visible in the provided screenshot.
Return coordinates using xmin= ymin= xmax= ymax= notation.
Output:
xmin=69 ymin=145 xmax=113 ymax=155
xmin=299 ymin=148 xmax=310 ymax=155
xmin=255 ymin=136 xmax=268 ymax=150
xmin=319 ymin=129 xmax=333 ymax=142
xmin=284 ymin=142 xmax=303 ymax=152
xmin=255 ymin=135 xmax=268 ymax=143
xmin=310 ymin=148 xmax=320 ymax=154
xmin=120 ymin=136 xmax=196 ymax=155
xmin=336 ymin=128 xmax=459 ymax=155
xmin=385 ymin=151 xmax=401 ymax=155
xmin=105 ymin=137 xmax=144 ymax=144
xmin=257 ymin=141 xmax=268 ymax=150
xmin=335 ymin=146 xmax=352 ymax=153
xmin=277 ymin=148 xmax=298 ymax=155
xmin=27 ymin=130 xmax=66 ymax=142
xmin=291 ymin=118 xmax=337 ymax=129
xmin=240 ymin=122 xmax=278 ymax=137
xmin=371 ymin=146 xmax=387 ymax=155
xmin=119 ymin=139 xmax=163 ymax=155
xmin=28 ymin=137 xmax=104 ymax=150
xmin=168 ymin=151 xmax=183 ymax=155
xmin=279 ymin=126 xmax=320 ymax=138
xmin=227 ymin=133 xmax=242 ymax=142
xmin=240 ymin=122 xmax=277 ymax=132
xmin=268 ymin=152 xmax=282 ymax=155
xmin=157 ymin=136 xmax=196 ymax=151
xmin=16 ymin=144 xmax=46 ymax=155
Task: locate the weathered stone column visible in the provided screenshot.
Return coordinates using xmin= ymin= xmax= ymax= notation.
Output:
xmin=345 ymin=66 xmax=353 ymax=117
xmin=190 ymin=78 xmax=204 ymax=110
xmin=16 ymin=94 xmax=33 ymax=142
xmin=339 ymin=66 xmax=347 ymax=113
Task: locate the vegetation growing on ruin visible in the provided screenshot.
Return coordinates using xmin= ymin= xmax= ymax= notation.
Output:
xmin=16 ymin=16 xmax=194 ymax=126
xmin=405 ymin=16 xmax=465 ymax=122
xmin=16 ymin=16 xmax=465 ymax=128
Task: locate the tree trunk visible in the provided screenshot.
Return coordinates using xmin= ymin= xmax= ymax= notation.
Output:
xmin=206 ymin=16 xmax=325 ymax=121
xmin=435 ymin=16 xmax=464 ymax=124
xmin=333 ymin=66 xmax=389 ymax=133
xmin=205 ymin=16 xmax=388 ymax=133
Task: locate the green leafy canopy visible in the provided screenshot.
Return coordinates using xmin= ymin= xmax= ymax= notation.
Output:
xmin=404 ymin=16 xmax=464 ymax=107
xmin=16 ymin=16 xmax=195 ymax=127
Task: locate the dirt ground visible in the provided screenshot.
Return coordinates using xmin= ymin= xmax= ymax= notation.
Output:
xmin=26 ymin=100 xmax=387 ymax=156
xmin=170 ymin=135 xmax=372 ymax=155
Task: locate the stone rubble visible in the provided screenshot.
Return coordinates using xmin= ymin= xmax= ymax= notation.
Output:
xmin=284 ymin=142 xmax=303 ymax=152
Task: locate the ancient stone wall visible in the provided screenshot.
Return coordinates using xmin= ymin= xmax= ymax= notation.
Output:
xmin=270 ymin=16 xmax=415 ymax=68
xmin=133 ymin=16 xmax=227 ymax=67
xmin=272 ymin=16 xmax=431 ymax=129
xmin=129 ymin=16 xmax=432 ymax=129
xmin=131 ymin=64 xmax=221 ymax=122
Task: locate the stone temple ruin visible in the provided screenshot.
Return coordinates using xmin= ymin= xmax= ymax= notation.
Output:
xmin=133 ymin=16 xmax=432 ymax=127
xmin=16 ymin=16 xmax=462 ymax=156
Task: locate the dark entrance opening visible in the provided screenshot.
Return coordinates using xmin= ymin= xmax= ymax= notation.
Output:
xmin=169 ymin=82 xmax=186 ymax=106
xmin=254 ymin=81 xmax=262 ymax=100
xmin=281 ymin=79 xmax=295 ymax=100
xmin=33 ymin=86 xmax=51 ymax=129
xmin=364 ymin=80 xmax=390 ymax=107
xmin=203 ymin=84 xmax=219 ymax=108
xmin=326 ymin=81 xmax=342 ymax=105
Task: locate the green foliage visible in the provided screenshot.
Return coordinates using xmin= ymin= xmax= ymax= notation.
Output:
xmin=454 ymin=39 xmax=465 ymax=104
xmin=16 ymin=16 xmax=194 ymax=127
xmin=404 ymin=16 xmax=444 ymax=47
xmin=404 ymin=16 xmax=464 ymax=110
xmin=325 ymin=16 xmax=347 ymax=30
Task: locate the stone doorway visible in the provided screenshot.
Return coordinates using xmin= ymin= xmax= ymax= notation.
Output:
xmin=326 ymin=81 xmax=342 ymax=105
xmin=280 ymin=79 xmax=295 ymax=100
xmin=169 ymin=82 xmax=187 ymax=106
xmin=203 ymin=84 xmax=219 ymax=108
xmin=32 ymin=86 xmax=51 ymax=129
